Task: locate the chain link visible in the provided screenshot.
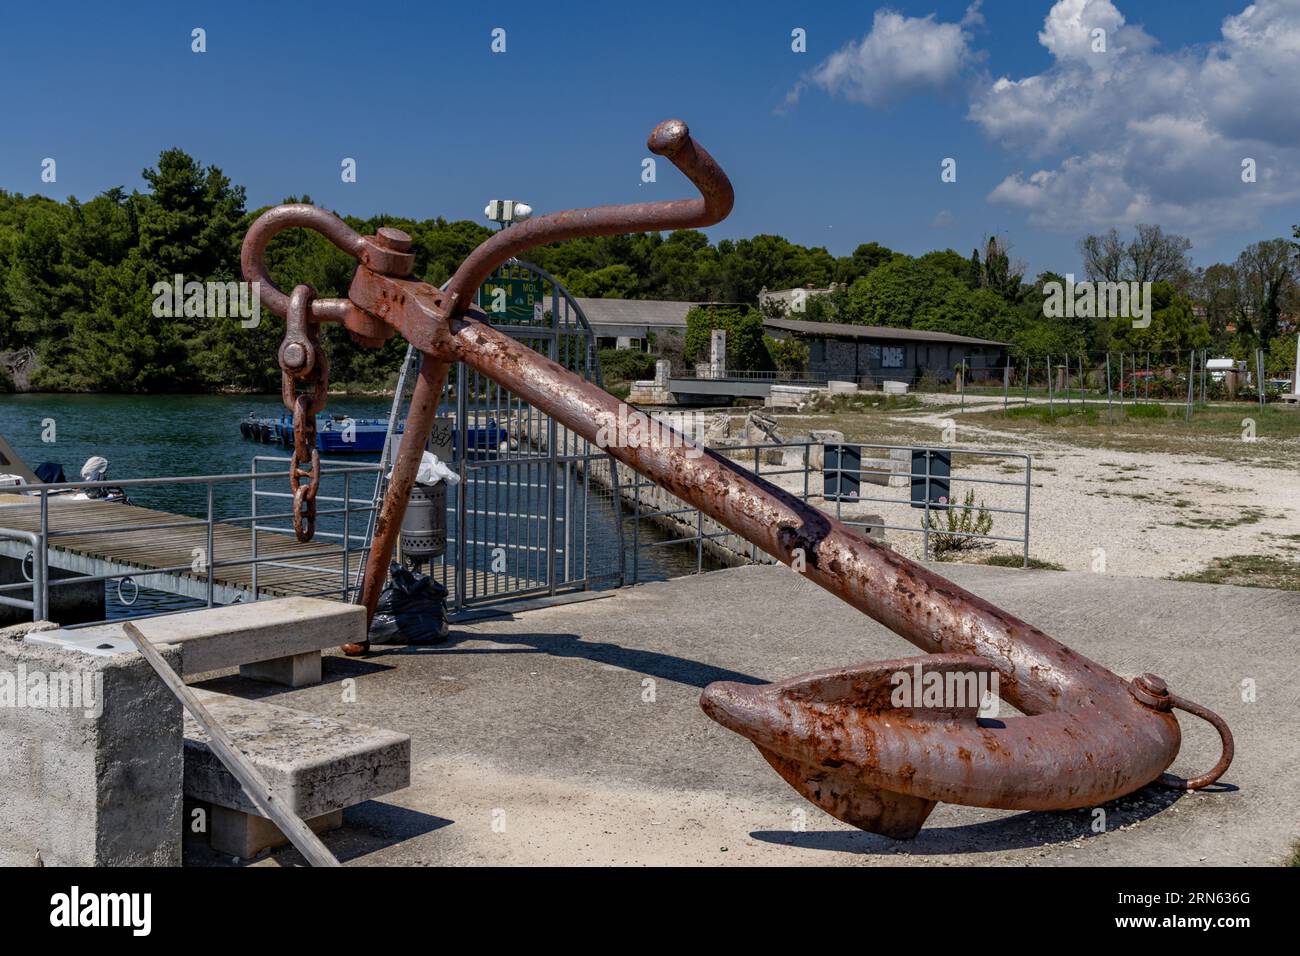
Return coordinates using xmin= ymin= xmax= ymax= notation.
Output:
xmin=280 ymin=286 xmax=329 ymax=542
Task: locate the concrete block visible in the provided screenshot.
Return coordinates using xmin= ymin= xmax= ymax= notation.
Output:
xmin=239 ymin=650 xmax=321 ymax=688
xmin=32 ymin=597 xmax=364 ymax=681
xmin=888 ymin=447 xmax=912 ymax=488
xmin=768 ymin=385 xmax=819 ymax=410
xmin=0 ymin=635 xmax=182 ymax=866
xmin=183 ymin=688 xmax=410 ymax=822
xmin=206 ymin=803 xmax=343 ymax=859
xmin=807 ymin=430 xmax=844 ymax=471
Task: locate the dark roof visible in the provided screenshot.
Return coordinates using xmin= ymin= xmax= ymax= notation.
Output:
xmin=763 ymin=316 xmax=1007 ymax=347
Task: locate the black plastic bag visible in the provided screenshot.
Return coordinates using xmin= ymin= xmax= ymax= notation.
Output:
xmin=368 ymin=562 xmax=450 ymax=645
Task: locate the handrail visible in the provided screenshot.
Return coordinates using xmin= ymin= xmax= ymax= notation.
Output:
xmin=0 ymin=527 xmax=45 ymax=619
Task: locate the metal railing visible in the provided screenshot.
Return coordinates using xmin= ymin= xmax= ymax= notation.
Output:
xmin=0 ymin=459 xmax=381 ymax=629
xmin=673 ymin=368 xmax=831 ymax=385
xmin=823 ymin=442 xmax=1031 ymax=564
xmin=625 ymin=439 xmax=1031 ymax=578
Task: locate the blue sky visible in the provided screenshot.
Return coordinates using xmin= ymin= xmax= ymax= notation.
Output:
xmin=1 ymin=0 xmax=1293 ymax=279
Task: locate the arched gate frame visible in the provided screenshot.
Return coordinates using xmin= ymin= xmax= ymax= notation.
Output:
xmin=404 ymin=260 xmax=626 ymax=610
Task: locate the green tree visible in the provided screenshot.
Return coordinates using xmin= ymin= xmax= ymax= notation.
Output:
xmin=684 ymin=306 xmax=771 ymax=371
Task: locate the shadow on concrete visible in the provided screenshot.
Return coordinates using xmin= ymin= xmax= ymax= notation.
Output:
xmin=192 ymin=655 xmax=395 ymax=702
xmin=750 ymin=786 xmax=1187 ymax=855
xmin=185 ymin=802 xmax=452 ymax=867
xmin=403 ymin=628 xmax=766 ymax=689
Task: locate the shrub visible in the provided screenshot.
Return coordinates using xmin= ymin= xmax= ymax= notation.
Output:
xmin=924 ymin=488 xmax=993 ymax=557
xmin=684 ymin=306 xmax=772 ymax=371
xmin=763 ymin=335 xmax=809 ymax=375
xmin=597 ymin=348 xmax=657 ymax=383
xmin=1124 ymin=402 xmax=1166 ymax=419
xmin=916 ymin=369 xmax=944 ymax=393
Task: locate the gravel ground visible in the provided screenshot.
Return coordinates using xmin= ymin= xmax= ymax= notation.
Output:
xmin=736 ymin=399 xmax=1300 ymax=580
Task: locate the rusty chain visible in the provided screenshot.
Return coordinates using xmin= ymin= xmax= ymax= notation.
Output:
xmin=278 ymin=285 xmax=328 ymax=542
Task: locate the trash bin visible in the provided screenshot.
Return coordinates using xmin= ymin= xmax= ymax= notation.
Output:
xmin=400 ymin=482 xmax=447 ymax=561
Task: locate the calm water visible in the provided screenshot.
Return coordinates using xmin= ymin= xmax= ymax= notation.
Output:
xmin=0 ymin=393 xmax=706 ymax=620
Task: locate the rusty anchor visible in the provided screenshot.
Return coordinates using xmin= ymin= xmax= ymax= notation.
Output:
xmin=240 ymin=119 xmax=1233 ymax=839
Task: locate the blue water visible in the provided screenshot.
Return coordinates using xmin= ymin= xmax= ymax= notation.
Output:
xmin=0 ymin=393 xmax=706 ymax=621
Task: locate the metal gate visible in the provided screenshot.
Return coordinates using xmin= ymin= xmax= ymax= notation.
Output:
xmin=418 ymin=260 xmax=625 ymax=609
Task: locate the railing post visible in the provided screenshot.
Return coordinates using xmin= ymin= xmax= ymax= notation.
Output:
xmin=206 ymin=482 xmax=215 ymax=607
xmin=546 ymin=416 xmax=558 ymax=596
xmin=922 ymin=449 xmax=931 ymax=562
xmin=1047 ymin=354 xmax=1053 ymax=416
xmin=251 ymin=458 xmax=259 ymax=600
xmin=455 ymin=360 xmax=469 ymax=611
xmin=631 ymin=473 xmax=641 ymax=585
xmin=39 ymin=491 xmax=49 ymax=621
xmin=342 ymin=470 xmax=351 ymax=600
xmin=1023 ymin=456 xmax=1032 ymax=569
xmin=696 ymin=507 xmax=703 ymax=574
xmin=1105 ymin=353 xmax=1113 ymax=422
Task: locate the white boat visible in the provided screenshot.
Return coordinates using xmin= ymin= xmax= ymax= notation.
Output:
xmin=0 ymin=436 xmax=129 ymax=504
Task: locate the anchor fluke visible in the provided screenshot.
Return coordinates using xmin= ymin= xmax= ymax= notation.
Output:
xmin=701 ymin=654 xmax=996 ymax=839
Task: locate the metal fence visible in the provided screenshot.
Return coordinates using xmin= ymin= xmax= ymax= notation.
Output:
xmin=2 ymin=431 xmax=1032 ymax=629
xmin=366 ymin=259 xmax=627 ymax=611
xmin=624 ymin=439 xmax=1031 ymax=577
xmin=823 ymin=443 xmax=1031 ymax=564
xmin=0 ymin=459 xmax=381 ymax=629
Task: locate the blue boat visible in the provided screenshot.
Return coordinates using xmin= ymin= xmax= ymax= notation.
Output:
xmin=239 ymin=413 xmax=400 ymax=454
xmin=239 ymin=413 xmax=510 ymax=456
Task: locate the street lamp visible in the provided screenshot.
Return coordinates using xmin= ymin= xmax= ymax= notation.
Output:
xmin=484 ymin=199 xmax=533 ymax=228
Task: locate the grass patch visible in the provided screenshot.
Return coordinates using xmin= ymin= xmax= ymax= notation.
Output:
xmin=1124 ymin=402 xmax=1168 ymax=419
xmin=1173 ymin=554 xmax=1300 ymax=590
xmin=979 ymin=554 xmax=1066 ymax=570
xmin=806 ymin=392 xmax=922 ymax=414
xmin=961 ymin=402 xmax=1300 ymax=465
xmin=1168 ymin=507 xmax=1270 ymax=531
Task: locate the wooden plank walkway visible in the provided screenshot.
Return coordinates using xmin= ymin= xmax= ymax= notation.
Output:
xmin=0 ymin=496 xmax=543 ymax=604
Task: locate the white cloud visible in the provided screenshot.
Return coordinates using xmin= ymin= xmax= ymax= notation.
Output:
xmin=932 ymin=208 xmax=957 ymax=228
xmin=1036 ymin=0 xmax=1154 ymax=64
xmin=976 ymin=0 xmax=1300 ymax=233
xmin=786 ymin=6 xmax=982 ymax=109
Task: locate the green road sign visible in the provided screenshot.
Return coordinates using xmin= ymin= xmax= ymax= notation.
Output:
xmin=480 ymin=274 xmax=543 ymax=324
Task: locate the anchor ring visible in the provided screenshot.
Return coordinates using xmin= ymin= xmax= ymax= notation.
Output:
xmin=117 ymin=575 xmax=139 ymax=607
xmin=1158 ymin=692 xmax=1235 ymax=791
xmin=20 ymin=550 xmax=33 ymax=582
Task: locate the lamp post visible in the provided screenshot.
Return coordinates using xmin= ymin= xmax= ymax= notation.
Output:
xmin=484 ymin=199 xmax=533 ymax=230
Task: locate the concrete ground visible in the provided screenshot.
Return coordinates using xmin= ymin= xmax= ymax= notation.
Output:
xmin=186 ymin=563 xmax=1298 ymax=867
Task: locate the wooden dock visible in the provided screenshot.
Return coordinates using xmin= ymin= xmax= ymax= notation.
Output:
xmin=0 ymin=496 xmax=543 ymax=607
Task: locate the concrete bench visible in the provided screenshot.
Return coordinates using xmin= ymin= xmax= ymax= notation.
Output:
xmin=26 ymin=596 xmax=364 ymax=687
xmin=183 ymin=688 xmax=410 ymax=859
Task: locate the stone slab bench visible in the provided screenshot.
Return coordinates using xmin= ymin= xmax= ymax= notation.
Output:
xmin=183 ymin=688 xmax=410 ymax=859
xmin=27 ymin=596 xmax=364 ymax=687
